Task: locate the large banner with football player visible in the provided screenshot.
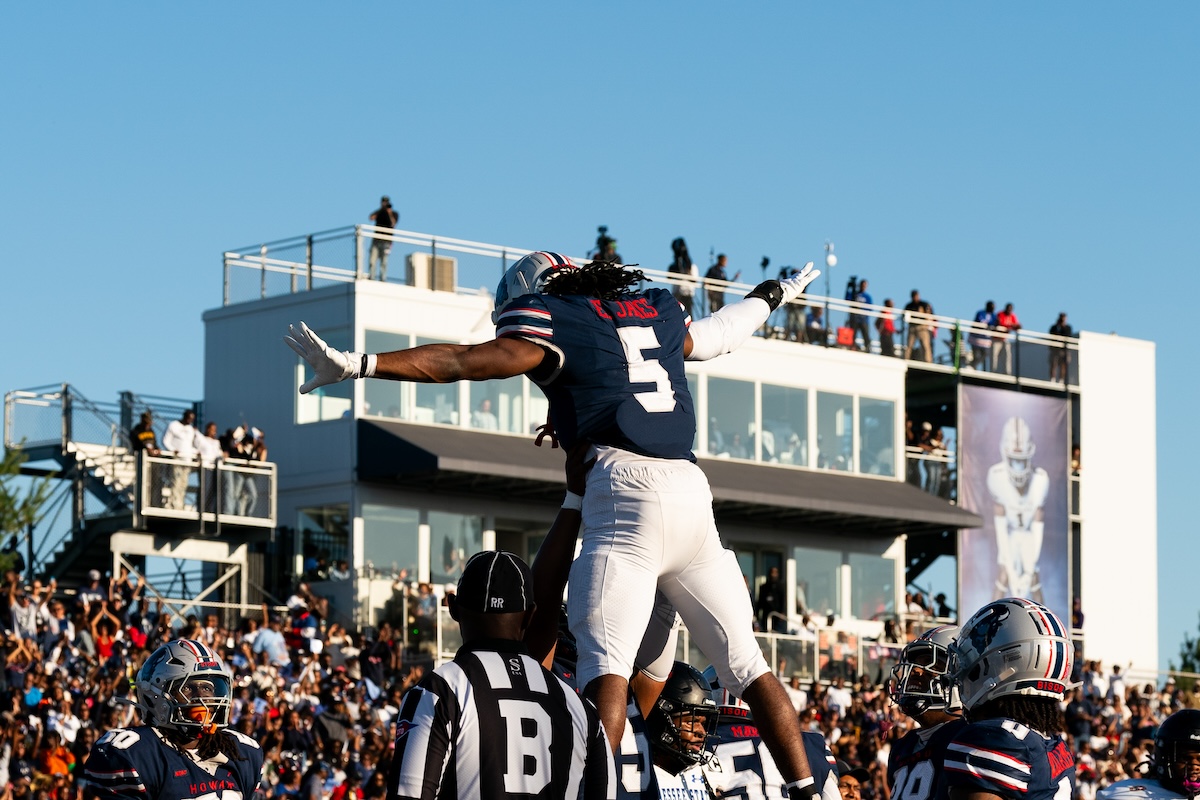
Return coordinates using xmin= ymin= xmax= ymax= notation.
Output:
xmin=959 ymin=385 xmax=1070 ymax=624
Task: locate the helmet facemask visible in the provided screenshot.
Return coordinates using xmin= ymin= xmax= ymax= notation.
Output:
xmin=1155 ymin=711 xmax=1200 ymax=797
xmin=889 ymin=651 xmax=950 ymax=716
xmin=169 ymin=674 xmax=232 ymax=735
xmin=1167 ymin=747 xmax=1200 ymax=797
xmin=656 ymin=704 xmax=718 ymax=767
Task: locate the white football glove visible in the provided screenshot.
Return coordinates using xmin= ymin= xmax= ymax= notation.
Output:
xmin=284 ymin=322 xmax=373 ymax=394
xmin=780 ymin=262 xmax=819 ymax=304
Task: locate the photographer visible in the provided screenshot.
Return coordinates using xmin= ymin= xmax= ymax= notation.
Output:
xmin=368 ymin=195 xmax=398 ymax=281
xmin=668 ymin=237 xmax=699 ymax=313
xmin=705 ymin=253 xmax=740 ymax=312
xmin=591 ymin=225 xmax=622 ymax=264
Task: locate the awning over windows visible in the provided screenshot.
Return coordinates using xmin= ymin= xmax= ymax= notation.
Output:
xmin=357 ymin=420 xmax=982 ymax=537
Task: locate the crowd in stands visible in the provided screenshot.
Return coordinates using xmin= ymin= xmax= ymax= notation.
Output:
xmin=0 ymin=551 xmax=1182 ymax=800
xmin=644 ymin=231 xmax=1076 ymax=371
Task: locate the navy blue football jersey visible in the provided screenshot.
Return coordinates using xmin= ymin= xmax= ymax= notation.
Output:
xmin=618 ymin=693 xmax=660 ymax=800
xmin=82 ymin=725 xmax=263 ymax=799
xmin=704 ymin=711 xmax=837 ymax=800
xmin=495 ymin=289 xmax=696 ymax=459
xmin=887 ymin=718 xmax=967 ymax=800
xmin=944 ymin=718 xmax=1075 ymax=800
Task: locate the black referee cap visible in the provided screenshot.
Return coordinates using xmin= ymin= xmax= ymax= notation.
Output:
xmin=456 ymin=550 xmax=534 ymax=614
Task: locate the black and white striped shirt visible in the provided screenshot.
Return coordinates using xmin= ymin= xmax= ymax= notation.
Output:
xmin=387 ymin=639 xmax=615 ymax=800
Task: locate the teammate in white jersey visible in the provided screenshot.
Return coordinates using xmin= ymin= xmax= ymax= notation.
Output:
xmin=986 ymin=416 xmax=1050 ymax=601
xmin=1099 ymin=709 xmax=1200 ymax=800
xmin=647 ymin=662 xmax=720 ymax=800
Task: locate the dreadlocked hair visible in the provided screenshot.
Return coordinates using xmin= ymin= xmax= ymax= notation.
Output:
xmin=164 ymin=728 xmax=247 ymax=762
xmin=969 ymin=695 xmax=1066 ymax=737
xmin=542 ymin=261 xmax=646 ymax=300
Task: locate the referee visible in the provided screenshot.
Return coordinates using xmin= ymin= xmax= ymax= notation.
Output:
xmin=386 ymin=550 xmax=615 ymax=800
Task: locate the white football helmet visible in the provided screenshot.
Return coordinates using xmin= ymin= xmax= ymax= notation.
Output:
xmin=999 ymin=416 xmax=1036 ymax=488
xmin=491 ymin=251 xmax=577 ymax=324
xmin=888 ymin=625 xmax=960 ymax=717
xmin=135 ymin=639 xmax=233 ymax=735
xmin=950 ymin=598 xmax=1072 ymax=712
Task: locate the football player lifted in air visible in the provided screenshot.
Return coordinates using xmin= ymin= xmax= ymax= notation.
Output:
xmin=886 ymin=625 xmax=966 ymax=800
xmin=81 ymin=639 xmax=263 ymax=800
xmin=287 ymin=251 xmax=825 ymax=800
xmin=987 ymin=417 xmax=1050 ymax=602
xmin=944 ymin=598 xmax=1075 ymax=800
xmin=646 ymin=662 xmax=721 ymax=800
xmin=1098 ymin=709 xmax=1200 ymax=800
xmin=701 ymin=665 xmax=839 ymax=800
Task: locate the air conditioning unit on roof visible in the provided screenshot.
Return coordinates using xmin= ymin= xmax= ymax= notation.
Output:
xmin=406 ymin=252 xmax=457 ymax=293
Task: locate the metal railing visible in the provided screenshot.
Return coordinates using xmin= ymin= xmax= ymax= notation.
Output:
xmin=224 ymin=226 xmax=1081 ymax=387
xmin=905 ymin=447 xmax=957 ymax=501
xmin=137 ymin=451 xmax=276 ymax=529
xmin=4 ymin=385 xmax=199 ymax=455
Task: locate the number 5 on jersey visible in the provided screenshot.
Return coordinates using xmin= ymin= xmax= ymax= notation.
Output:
xmin=618 ymin=327 xmax=676 ymax=413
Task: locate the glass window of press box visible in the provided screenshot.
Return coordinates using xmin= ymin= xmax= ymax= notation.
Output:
xmin=304 ymin=330 xmax=899 ymax=478
xmin=299 ymin=505 xmax=350 ymax=575
xmin=701 ymin=377 xmax=895 ymax=477
xmin=362 ymin=504 xmax=419 ymax=580
xmin=359 ymin=330 xmax=534 ymax=435
xmin=793 ymin=545 xmax=897 ymax=620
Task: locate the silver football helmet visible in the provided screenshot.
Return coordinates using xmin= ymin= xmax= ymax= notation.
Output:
xmin=888 ymin=625 xmax=960 ymax=717
xmin=491 ymin=251 xmax=577 ymax=324
xmin=999 ymin=416 xmax=1036 ymax=488
xmin=950 ymin=598 xmax=1072 ymax=712
xmin=135 ymin=639 xmax=233 ymax=735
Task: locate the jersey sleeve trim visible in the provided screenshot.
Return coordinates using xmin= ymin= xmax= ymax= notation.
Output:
xmin=945 ymin=741 xmax=1032 ymax=793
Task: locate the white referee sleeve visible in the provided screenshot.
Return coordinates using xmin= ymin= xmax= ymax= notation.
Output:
xmin=388 ymin=687 xmax=452 ymax=800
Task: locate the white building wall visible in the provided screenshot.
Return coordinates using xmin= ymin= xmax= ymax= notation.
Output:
xmin=1078 ymin=331 xmax=1157 ymax=675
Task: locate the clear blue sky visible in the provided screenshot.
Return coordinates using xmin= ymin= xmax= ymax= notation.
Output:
xmin=2 ymin=4 xmax=1196 ymax=668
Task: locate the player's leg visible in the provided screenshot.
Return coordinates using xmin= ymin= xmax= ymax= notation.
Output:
xmin=659 ymin=504 xmax=815 ymax=793
xmin=630 ymin=593 xmax=678 ymax=718
xmin=570 ymin=454 xmax=668 ymax=751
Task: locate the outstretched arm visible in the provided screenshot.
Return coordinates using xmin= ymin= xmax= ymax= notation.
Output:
xmin=528 ymin=442 xmax=594 ymax=669
xmin=285 ymin=322 xmax=547 ymax=394
xmin=685 ymin=263 xmax=819 ymax=361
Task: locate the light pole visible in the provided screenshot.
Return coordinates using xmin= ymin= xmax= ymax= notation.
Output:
xmin=823 ymin=241 xmax=837 ymax=347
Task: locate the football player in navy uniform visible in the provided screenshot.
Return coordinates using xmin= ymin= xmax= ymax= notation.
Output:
xmin=944 ymin=598 xmax=1075 ymax=800
xmin=646 ymin=662 xmax=721 ymax=800
xmin=701 ymin=666 xmax=840 ymax=800
xmin=886 ymin=626 xmax=965 ymax=800
xmin=286 ymin=251 xmax=824 ymax=800
xmin=81 ymin=639 xmax=264 ymax=799
xmin=1098 ymin=709 xmax=1200 ymax=800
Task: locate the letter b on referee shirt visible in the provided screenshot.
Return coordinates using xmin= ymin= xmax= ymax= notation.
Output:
xmin=498 ymin=698 xmax=554 ymax=793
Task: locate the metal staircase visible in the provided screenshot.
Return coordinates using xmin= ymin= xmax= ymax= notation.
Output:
xmin=3 ymin=384 xmax=200 ymax=584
